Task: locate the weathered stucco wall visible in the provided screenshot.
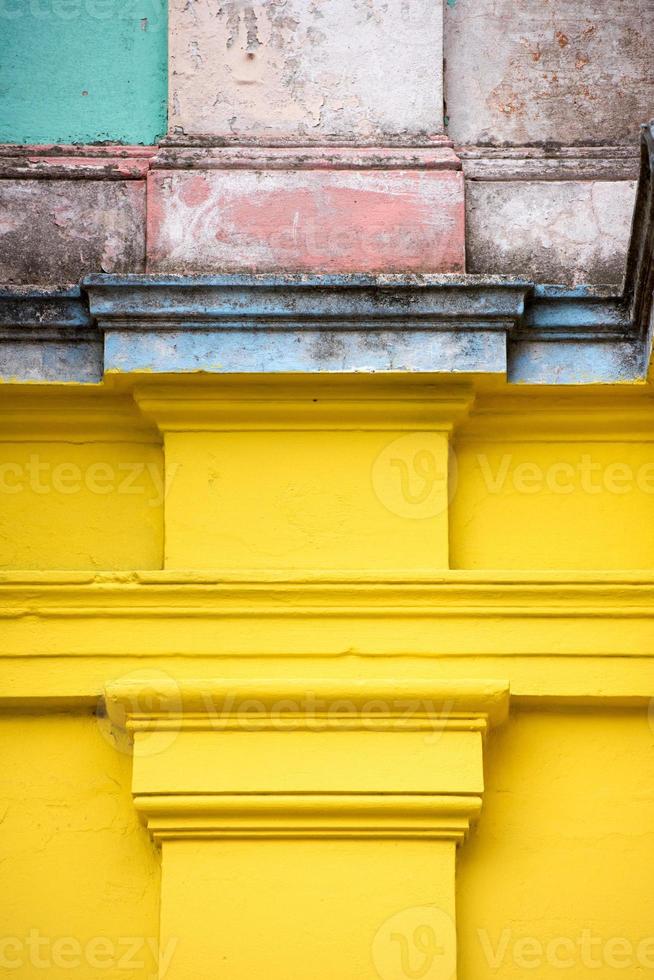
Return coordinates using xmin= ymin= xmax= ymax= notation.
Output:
xmin=444 ymin=0 xmax=654 ymax=146
xmin=2 ymin=0 xmax=652 ymax=286
xmin=169 ymin=0 xmax=443 ymax=140
xmin=443 ymin=0 xmax=652 ymax=284
xmin=1 ymin=9 xmax=654 ymax=978
xmin=147 ymin=157 xmax=464 ymax=274
xmin=0 ymin=178 xmax=146 ymax=285
xmin=466 ymin=178 xmax=636 ymax=285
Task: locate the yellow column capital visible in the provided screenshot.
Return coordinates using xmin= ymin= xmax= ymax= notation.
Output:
xmin=105 ymin=675 xmax=508 ymax=978
xmin=130 ymin=378 xmax=475 ymax=571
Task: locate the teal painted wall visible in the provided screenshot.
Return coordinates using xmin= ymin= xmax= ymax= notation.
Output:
xmin=0 ymin=0 xmax=167 ymax=144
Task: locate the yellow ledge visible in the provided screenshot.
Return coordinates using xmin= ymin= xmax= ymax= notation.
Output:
xmin=0 ymin=571 xmax=653 ymax=705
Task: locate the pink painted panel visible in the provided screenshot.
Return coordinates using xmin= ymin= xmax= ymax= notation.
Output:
xmin=147 ymin=169 xmax=465 ymax=274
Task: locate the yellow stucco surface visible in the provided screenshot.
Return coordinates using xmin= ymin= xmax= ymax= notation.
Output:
xmin=0 ymin=713 xmax=161 ymax=978
xmin=458 ymin=707 xmax=654 ymax=979
xmin=1 ymin=377 xmax=653 ymax=978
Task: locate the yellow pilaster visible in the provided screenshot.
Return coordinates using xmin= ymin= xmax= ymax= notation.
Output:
xmin=106 ymin=677 xmax=509 ymax=980
xmin=133 ymin=379 xmax=473 ymax=570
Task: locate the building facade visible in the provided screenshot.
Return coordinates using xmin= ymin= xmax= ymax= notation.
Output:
xmin=1 ymin=2 xmax=654 ymax=978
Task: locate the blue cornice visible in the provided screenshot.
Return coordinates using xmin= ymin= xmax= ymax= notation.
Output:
xmin=0 ymin=286 xmax=100 ymax=383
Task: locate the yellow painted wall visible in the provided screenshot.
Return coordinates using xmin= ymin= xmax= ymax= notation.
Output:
xmin=0 ymin=714 xmax=161 ymax=978
xmin=2 ymin=709 xmax=653 ymax=978
xmin=0 ymin=390 xmax=163 ymax=570
xmin=1 ymin=379 xmax=653 ymax=979
xmin=459 ymin=708 xmax=654 ymax=979
xmin=451 ymin=391 xmax=654 ymax=570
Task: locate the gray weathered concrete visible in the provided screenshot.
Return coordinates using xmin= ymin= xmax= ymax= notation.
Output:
xmin=0 ymin=179 xmax=146 ymax=285
xmin=466 ymin=180 xmax=637 ymax=285
xmin=444 ymin=0 xmax=654 ymax=146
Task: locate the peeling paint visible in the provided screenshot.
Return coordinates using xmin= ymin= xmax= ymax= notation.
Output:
xmin=466 ymin=179 xmax=636 ymax=286
xmin=146 ymin=168 xmax=465 ymax=274
xmin=0 ymin=179 xmax=146 ymax=285
xmin=169 ymin=0 xmax=443 ymax=139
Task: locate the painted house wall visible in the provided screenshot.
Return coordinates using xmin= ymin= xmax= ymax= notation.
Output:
xmin=0 ymin=0 xmax=167 ymax=144
xmin=2 ymin=380 xmax=654 ymax=980
xmin=1 ymin=3 xmax=654 ymax=980
xmin=1 ymin=0 xmax=651 ymax=286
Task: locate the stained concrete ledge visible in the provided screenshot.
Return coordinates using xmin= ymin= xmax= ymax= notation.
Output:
xmin=0 ymin=147 xmax=152 ymax=286
xmin=0 ymin=274 xmax=641 ymax=385
xmin=0 ymin=286 xmax=101 ymax=382
xmin=87 ymin=273 xmax=530 ymax=377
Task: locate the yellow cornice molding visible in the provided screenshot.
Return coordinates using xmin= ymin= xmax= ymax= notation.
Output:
xmin=458 ymin=392 xmax=654 ymax=442
xmin=1 ymin=572 xmax=652 ymax=702
xmin=0 ymin=390 xmax=160 ymax=443
xmin=104 ymin=676 xmax=510 ymax=731
xmin=105 ymin=674 xmax=500 ymax=843
xmin=132 ymin=381 xmax=475 ymax=432
xmin=3 ymin=569 xmax=654 ymax=617
xmin=132 ymin=793 xmax=483 ymax=842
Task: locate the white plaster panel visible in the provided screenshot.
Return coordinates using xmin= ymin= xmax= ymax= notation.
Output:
xmin=169 ymin=0 xmax=443 ymax=140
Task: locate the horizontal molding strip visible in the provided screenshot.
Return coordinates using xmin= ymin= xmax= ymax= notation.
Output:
xmin=104 ymin=676 xmax=509 ymax=729
xmin=458 ymin=145 xmax=640 ymax=182
xmin=0 ymin=145 xmax=157 ymax=180
xmin=133 ymin=793 xmax=483 ymax=842
xmin=1 ymin=574 xmax=653 ymax=706
xmin=153 ymin=145 xmax=461 ymax=171
xmin=3 ymin=570 xmax=654 ymax=610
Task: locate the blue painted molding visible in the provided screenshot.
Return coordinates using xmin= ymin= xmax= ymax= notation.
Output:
xmin=0 ymin=286 xmax=101 ymax=382
xmin=0 ymin=274 xmax=643 ymax=385
xmin=85 ymin=273 xmax=530 ymax=378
